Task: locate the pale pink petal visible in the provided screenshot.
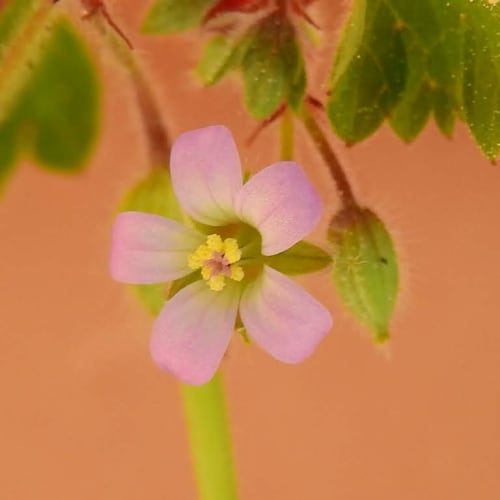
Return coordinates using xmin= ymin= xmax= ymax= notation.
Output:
xmin=171 ymin=126 xmax=242 ymax=226
xmin=150 ymin=281 xmax=240 ymax=385
xmin=110 ymin=212 xmax=205 ymax=284
xmin=240 ymin=266 xmax=332 ymax=363
xmin=235 ymin=162 xmax=322 ymax=255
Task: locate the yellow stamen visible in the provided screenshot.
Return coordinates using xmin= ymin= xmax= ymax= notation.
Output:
xmin=208 ymin=275 xmax=226 ymax=291
xmin=223 ymin=238 xmax=241 ymax=264
xmin=206 ymin=234 xmax=224 ymax=252
xmin=230 ymin=265 xmax=244 ymax=282
xmin=187 ymin=233 xmax=245 ymax=291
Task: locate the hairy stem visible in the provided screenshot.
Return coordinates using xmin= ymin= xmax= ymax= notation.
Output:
xmin=300 ymin=106 xmax=358 ymax=210
xmin=87 ymin=11 xmax=171 ymax=168
xmin=181 ymin=372 xmax=238 ymax=500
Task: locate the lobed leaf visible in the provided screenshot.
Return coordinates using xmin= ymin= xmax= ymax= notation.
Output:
xmin=0 ymin=8 xmax=100 ymax=193
xmin=328 ymin=0 xmax=500 ymax=159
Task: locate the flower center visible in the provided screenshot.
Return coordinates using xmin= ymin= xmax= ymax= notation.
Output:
xmin=188 ymin=234 xmax=244 ymax=291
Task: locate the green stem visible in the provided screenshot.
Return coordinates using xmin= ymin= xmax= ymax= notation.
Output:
xmin=181 ymin=372 xmax=238 ymax=500
xmin=280 ymin=106 xmax=295 ymax=160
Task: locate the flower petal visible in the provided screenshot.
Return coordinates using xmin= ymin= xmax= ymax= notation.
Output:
xmin=240 ymin=266 xmax=332 ymax=363
xmin=150 ymin=281 xmax=240 ymax=385
xmin=110 ymin=212 xmax=205 ymax=284
xmin=235 ymin=161 xmax=322 ymax=255
xmin=171 ymin=126 xmax=243 ymax=225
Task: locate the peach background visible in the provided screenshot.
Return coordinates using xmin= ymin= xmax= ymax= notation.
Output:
xmin=1 ymin=1 xmax=500 ymax=499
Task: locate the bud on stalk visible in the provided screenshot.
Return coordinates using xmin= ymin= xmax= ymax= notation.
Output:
xmin=328 ymin=207 xmax=399 ymax=343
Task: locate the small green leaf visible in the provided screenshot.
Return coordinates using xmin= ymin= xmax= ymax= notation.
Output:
xmin=265 ymin=240 xmax=332 ymax=276
xmin=329 ymin=208 xmax=398 ymax=343
xmin=142 ymin=0 xmax=217 ymax=34
xmin=120 ymin=170 xmax=185 ymax=313
xmin=242 ymin=14 xmax=306 ymax=119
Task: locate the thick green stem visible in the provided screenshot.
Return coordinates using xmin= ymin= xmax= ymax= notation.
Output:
xmin=181 ymin=372 xmax=238 ymax=500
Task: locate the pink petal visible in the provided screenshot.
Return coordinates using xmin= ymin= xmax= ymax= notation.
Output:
xmin=235 ymin=161 xmax=322 ymax=255
xmin=239 ymin=266 xmax=332 ymax=363
xmin=171 ymin=126 xmax=243 ymax=226
xmin=110 ymin=212 xmax=205 ymax=284
xmin=150 ymin=281 xmax=240 ymax=385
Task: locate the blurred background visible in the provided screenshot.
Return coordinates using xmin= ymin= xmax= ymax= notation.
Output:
xmin=1 ymin=1 xmax=499 ymax=498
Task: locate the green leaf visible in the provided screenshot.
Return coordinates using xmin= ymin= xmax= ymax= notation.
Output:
xmin=327 ymin=0 xmax=406 ymax=142
xmin=242 ymin=14 xmax=306 ymax=119
xmin=120 ymin=170 xmax=185 ymax=314
xmin=265 ymin=240 xmax=332 ymax=275
xmin=328 ymin=208 xmax=398 ymax=343
xmin=0 ymin=12 xmax=100 ymax=190
xmin=142 ymin=0 xmax=217 ymax=34
xmin=328 ymin=0 xmax=500 ymax=159
xmin=462 ymin=2 xmax=500 ymax=160
xmin=13 ymin=20 xmax=99 ymax=170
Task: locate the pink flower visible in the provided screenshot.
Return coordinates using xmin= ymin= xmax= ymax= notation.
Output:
xmin=110 ymin=126 xmax=332 ymax=385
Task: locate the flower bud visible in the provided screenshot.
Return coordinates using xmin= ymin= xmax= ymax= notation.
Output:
xmin=328 ymin=207 xmax=399 ymax=343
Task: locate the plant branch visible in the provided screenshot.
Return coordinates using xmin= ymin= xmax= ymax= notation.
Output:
xmin=86 ymin=10 xmax=171 ymax=169
xmin=300 ymin=105 xmax=358 ymax=210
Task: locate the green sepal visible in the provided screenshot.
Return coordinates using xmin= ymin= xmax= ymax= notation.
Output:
xmin=142 ymin=0 xmax=217 ymax=34
xmin=329 ymin=208 xmax=399 ymax=343
xmin=265 ymin=240 xmax=332 ymax=276
xmin=196 ymin=35 xmax=250 ymax=86
xmin=131 ymin=283 xmax=167 ymax=317
xmin=120 ymin=169 xmax=185 ymax=315
xmin=168 ymin=271 xmax=200 ymax=299
xmin=120 ymin=169 xmax=183 ymax=221
xmin=0 ymin=0 xmax=38 ymax=48
xmin=241 ymin=14 xmax=306 ymax=119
